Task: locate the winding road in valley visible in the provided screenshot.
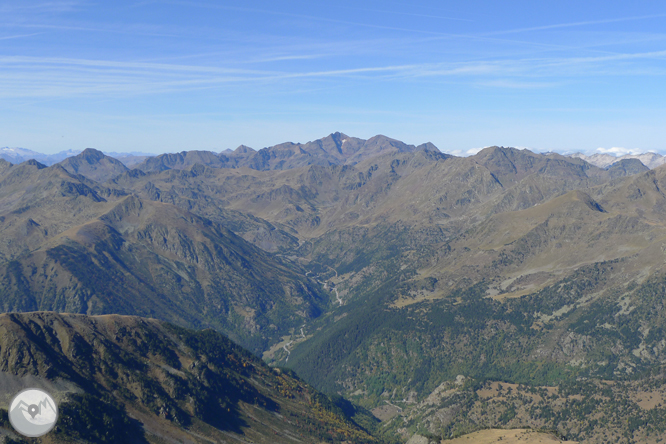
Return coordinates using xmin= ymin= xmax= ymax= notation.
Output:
xmin=334 ymin=287 xmax=342 ymax=306
xmin=305 ymin=269 xmax=343 ymax=306
xmin=283 ymin=341 xmax=293 ymax=362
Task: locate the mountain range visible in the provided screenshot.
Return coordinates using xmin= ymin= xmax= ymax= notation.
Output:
xmin=0 ymin=147 xmax=153 ymax=168
xmin=5 ymin=135 xmax=666 ymax=172
xmin=3 ymin=133 xmax=666 ymax=442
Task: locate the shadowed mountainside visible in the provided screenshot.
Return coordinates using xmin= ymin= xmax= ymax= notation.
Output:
xmin=0 ymin=312 xmax=378 ymax=444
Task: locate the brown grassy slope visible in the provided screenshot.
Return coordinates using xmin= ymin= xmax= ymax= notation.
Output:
xmin=116 ymin=147 xmax=623 ymax=244
xmin=0 ymin=159 xmax=126 ymax=263
xmin=414 ymin=429 xmax=576 ymax=444
xmin=413 ymin=186 xmax=666 ymax=302
xmin=0 ymin=195 xmax=327 ymax=352
xmin=107 ymin=146 xmax=659 ymax=310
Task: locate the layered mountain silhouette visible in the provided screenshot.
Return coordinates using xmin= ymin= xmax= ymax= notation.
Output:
xmin=0 ymin=148 xmax=82 ymax=165
xmin=0 ymin=147 xmax=151 ymax=167
xmin=4 ymin=133 xmax=666 ymax=442
xmin=570 ymin=151 xmax=666 ymax=169
xmin=135 ymin=132 xmax=438 ymax=173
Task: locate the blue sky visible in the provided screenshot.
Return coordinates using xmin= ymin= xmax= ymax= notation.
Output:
xmin=1 ymin=1 xmax=666 ymax=155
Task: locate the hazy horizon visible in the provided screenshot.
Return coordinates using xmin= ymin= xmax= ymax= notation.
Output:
xmin=1 ymin=132 xmax=664 ymax=159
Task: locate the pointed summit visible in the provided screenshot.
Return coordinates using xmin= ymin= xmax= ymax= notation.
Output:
xmin=58 ymin=148 xmax=129 ymax=182
xmin=79 ymin=147 xmax=106 ymax=163
xmin=24 ymin=159 xmax=48 ymax=169
xmin=328 ymin=132 xmax=349 ymax=145
xmin=233 ymin=145 xmax=255 ymax=154
xmin=416 ymin=142 xmax=440 ymax=152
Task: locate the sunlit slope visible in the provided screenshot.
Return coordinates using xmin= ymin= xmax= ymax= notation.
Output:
xmin=0 ymin=159 xmax=129 ymax=264
xmin=283 ymin=163 xmax=666 ymax=442
xmin=0 ymin=183 xmax=328 ymax=353
xmin=117 ymin=146 xmax=628 ymax=243
xmin=409 ymin=429 xmax=576 ymax=444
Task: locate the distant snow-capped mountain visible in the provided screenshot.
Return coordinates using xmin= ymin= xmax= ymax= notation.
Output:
xmin=0 ymin=147 xmax=82 ymax=165
xmin=0 ymin=148 xmax=153 ymax=166
xmin=569 ymin=152 xmax=666 ymax=169
xmin=1 ymin=147 xmax=44 ymax=159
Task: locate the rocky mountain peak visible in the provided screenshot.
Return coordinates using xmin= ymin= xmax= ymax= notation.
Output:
xmin=327 ymin=131 xmax=349 ymax=146
xmin=233 ymin=144 xmax=255 ymax=154
xmin=24 ymin=158 xmax=47 ymax=169
xmin=78 ymin=147 xmax=106 ymax=163
xmin=57 ymin=148 xmax=129 ymax=182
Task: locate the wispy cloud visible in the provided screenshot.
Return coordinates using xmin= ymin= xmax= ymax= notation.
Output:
xmin=487 ymin=14 xmax=666 ymax=36
xmin=244 ymin=54 xmax=328 ymax=64
xmin=0 ymin=55 xmax=422 ymax=98
xmin=478 ymin=79 xmax=562 ymax=89
xmin=162 ymin=0 xmax=548 ymax=50
xmin=0 ymin=56 xmax=273 ymax=75
xmin=2 ymin=1 xmax=666 ymax=102
xmin=165 ymin=1 xmax=666 ymax=58
xmin=2 ymin=46 xmax=666 ymax=100
xmin=331 ymin=5 xmax=473 ymax=22
xmin=0 ymin=1 xmax=81 ymax=14
xmin=0 ymin=32 xmax=42 ymax=40
xmin=0 ymin=21 xmax=186 ymax=38
xmin=596 ymin=146 xmax=645 ymax=156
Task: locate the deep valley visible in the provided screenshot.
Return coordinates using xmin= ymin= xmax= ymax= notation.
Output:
xmin=2 ymin=133 xmax=666 ymax=443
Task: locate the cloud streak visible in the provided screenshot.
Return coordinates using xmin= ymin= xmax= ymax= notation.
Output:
xmin=0 ymin=1 xmax=81 ymax=14
xmin=2 ymin=46 xmax=666 ymax=99
xmin=487 ymin=13 xmax=666 ymax=36
xmin=0 ymin=21 xmax=186 ymax=38
xmin=0 ymin=32 xmax=42 ymax=40
xmin=331 ymin=4 xmax=474 ymax=22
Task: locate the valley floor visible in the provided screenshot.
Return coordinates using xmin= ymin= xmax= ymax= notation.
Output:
xmin=409 ymin=428 xmax=576 ymax=444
